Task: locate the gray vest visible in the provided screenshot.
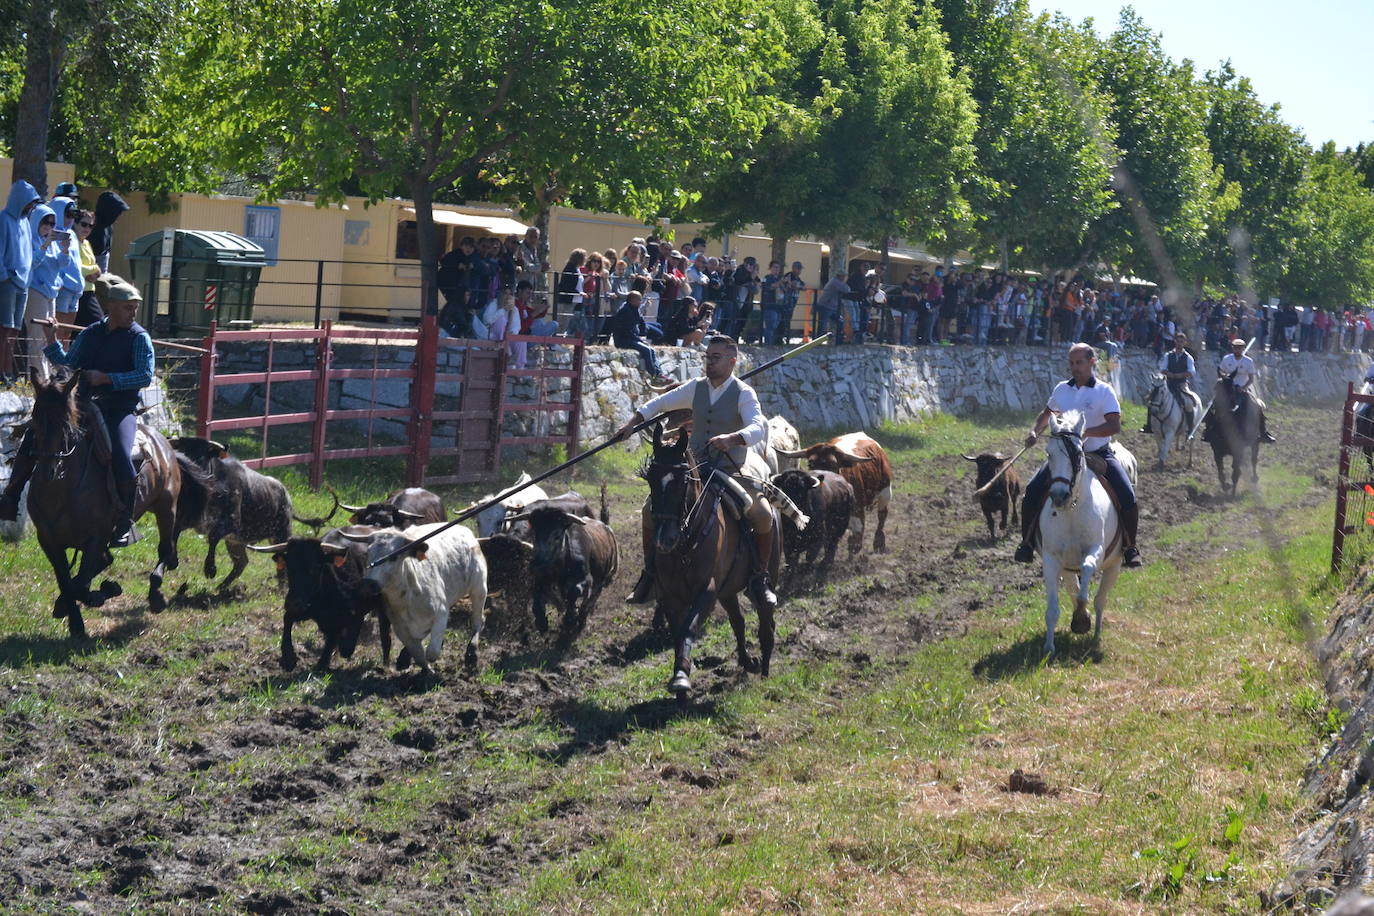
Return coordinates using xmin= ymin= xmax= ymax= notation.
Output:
xmin=689 ymin=378 xmax=748 ymax=469
xmin=1166 ymin=350 xmax=1190 ymax=388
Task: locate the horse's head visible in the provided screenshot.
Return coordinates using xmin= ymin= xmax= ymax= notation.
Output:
xmin=28 ymin=368 xmax=81 ymax=457
xmin=1045 ymin=412 xmax=1085 ymax=508
xmin=1148 ymin=374 xmax=1169 ymax=410
xmin=640 ymin=421 xmax=695 ymax=552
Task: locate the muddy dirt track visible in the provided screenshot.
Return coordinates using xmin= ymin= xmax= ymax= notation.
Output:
xmin=0 ymin=407 xmax=1338 ymax=913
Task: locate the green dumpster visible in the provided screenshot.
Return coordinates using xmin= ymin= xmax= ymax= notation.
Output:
xmin=126 ymin=230 xmax=266 ymax=335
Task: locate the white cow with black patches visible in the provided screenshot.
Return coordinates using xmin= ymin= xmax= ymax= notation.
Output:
xmin=361 ymin=522 xmax=488 ymax=672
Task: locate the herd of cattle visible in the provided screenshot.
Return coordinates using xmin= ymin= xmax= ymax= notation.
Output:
xmin=160 ymin=418 xmax=897 ymax=684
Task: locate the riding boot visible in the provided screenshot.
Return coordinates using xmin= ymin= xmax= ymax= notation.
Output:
xmin=744 ymin=525 xmax=778 ymax=610
xmin=1260 ymin=412 xmax=1277 ymax=443
xmin=0 ymin=431 xmax=35 ymax=522
xmin=1013 ymin=494 xmax=1037 ymax=563
xmin=109 ymin=478 xmax=141 ymax=548
xmin=1121 ymin=503 xmax=1142 ymax=568
xmin=1139 ymin=415 xmax=1152 ymax=434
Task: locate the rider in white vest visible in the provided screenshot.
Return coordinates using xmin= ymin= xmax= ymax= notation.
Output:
xmin=1014 ymin=342 xmax=1142 ymax=567
xmin=612 ymin=334 xmax=792 ymax=612
xmin=1218 ymin=337 xmax=1277 ymax=443
xmin=1140 ymin=332 xmax=1197 ymax=434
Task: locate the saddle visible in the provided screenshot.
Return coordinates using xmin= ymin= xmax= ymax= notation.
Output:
xmin=75 ymin=399 xmax=152 ymax=505
xmin=1027 ymin=452 xmax=1126 ymax=558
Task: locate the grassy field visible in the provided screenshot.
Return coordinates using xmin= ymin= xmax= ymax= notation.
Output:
xmin=0 ymin=403 xmax=1343 ymax=913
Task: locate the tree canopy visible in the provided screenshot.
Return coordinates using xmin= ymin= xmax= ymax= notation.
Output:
xmin=6 ymin=0 xmax=1374 ymax=306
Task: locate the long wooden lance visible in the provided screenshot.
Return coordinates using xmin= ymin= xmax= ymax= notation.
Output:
xmin=1186 ymin=335 xmax=1257 ymax=442
xmin=972 ymin=444 xmax=1032 ymax=499
xmin=369 ymin=333 xmax=834 ymax=566
xmin=29 ymin=318 xmax=211 ymax=354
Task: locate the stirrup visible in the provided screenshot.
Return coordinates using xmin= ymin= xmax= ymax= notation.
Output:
xmin=1013 ymin=542 xmax=1035 ymax=563
xmin=109 ymin=522 xmax=141 ymax=548
xmin=625 ymin=568 xmax=655 ymax=605
xmin=749 ymin=573 xmax=777 ymax=610
xmin=1122 ymin=546 xmax=1143 ymax=568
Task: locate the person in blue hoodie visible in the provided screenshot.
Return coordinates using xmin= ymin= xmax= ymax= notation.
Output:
xmin=49 ymin=197 xmax=84 ymax=329
xmin=0 ymin=181 xmax=40 ymax=385
xmin=25 ymin=202 xmax=75 ymax=381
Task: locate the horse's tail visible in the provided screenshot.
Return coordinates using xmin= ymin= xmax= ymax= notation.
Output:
xmin=174 ymin=452 xmax=219 ymax=530
xmin=599 ymin=483 xmax=610 ymax=525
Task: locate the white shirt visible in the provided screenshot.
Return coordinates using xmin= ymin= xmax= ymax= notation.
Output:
xmin=634 ymin=376 xmax=768 ymax=447
xmin=1157 ymin=349 xmax=1196 ymax=377
xmin=1047 ymin=377 xmax=1121 ymax=452
xmin=1219 ymin=352 xmax=1255 ymax=389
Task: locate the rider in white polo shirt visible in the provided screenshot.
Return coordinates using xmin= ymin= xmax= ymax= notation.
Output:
xmin=1218 ymin=337 xmax=1276 ymax=443
xmin=1014 ymin=342 xmax=1142 ymax=567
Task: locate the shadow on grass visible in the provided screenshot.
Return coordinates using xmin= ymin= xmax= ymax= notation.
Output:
xmin=0 ymin=609 xmax=150 ymax=668
xmin=538 ymin=693 xmax=723 ymax=765
xmin=972 ymin=632 xmax=1104 ymax=681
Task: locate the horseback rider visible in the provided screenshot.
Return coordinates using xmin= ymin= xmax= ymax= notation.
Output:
xmin=1014 ymin=342 xmax=1142 ymax=568
xmin=0 ymin=274 xmax=153 ymax=547
xmin=1140 ymin=332 xmax=1197 ymax=434
xmin=1217 ymin=336 xmax=1277 ymax=443
xmin=611 ymin=334 xmax=792 ymax=612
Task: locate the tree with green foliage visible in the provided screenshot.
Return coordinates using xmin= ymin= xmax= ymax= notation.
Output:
xmin=1279 ymin=144 xmax=1374 ymax=308
xmin=693 ymin=0 xmax=977 ymax=276
xmin=144 ymin=0 xmax=789 ymax=310
xmin=1200 ymin=62 xmax=1309 ymax=299
xmin=1085 ymin=10 xmax=1236 ymax=297
xmin=931 ymin=0 xmax=1117 ymax=270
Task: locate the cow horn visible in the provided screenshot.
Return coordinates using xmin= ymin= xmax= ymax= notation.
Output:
xmin=504 ymin=512 xmax=533 ymax=523
xmin=246 ymin=542 xmax=290 ymax=553
xmin=563 ymin=512 xmax=588 ymax=525
xmin=962 ymin=454 xmax=978 ymax=461
xmin=836 ymin=448 xmax=875 ymax=463
xmin=319 ymin=541 xmax=347 ymax=556
xmin=292 ymin=487 xmax=341 ymax=529
xmin=325 ymin=484 xmax=364 ymax=514
xmin=775 ymin=447 xmax=809 ymax=458
xmin=395 ymin=509 xmax=426 ymax=520
xmin=334 ymin=530 xmax=374 ymax=543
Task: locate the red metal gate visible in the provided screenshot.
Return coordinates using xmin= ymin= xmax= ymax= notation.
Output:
xmin=1332 ymin=382 xmax=1374 ymax=573
xmin=194 ymin=317 xmax=583 ymax=488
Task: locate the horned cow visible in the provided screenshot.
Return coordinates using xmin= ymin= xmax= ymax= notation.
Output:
xmin=770 ymin=468 xmax=855 ymax=574
xmin=779 ymin=432 xmax=893 ymax=554
xmin=964 ymin=452 xmax=1021 ymax=541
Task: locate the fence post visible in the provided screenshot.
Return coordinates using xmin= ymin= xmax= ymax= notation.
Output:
xmin=567 ymin=339 xmax=585 ymax=459
xmin=195 ymin=320 xmax=217 ymax=438
xmin=309 ymin=320 xmax=332 ymax=490
xmin=408 ymin=314 xmax=439 ymax=486
xmin=313 ymin=260 xmax=325 ymax=329
xmin=1334 ymin=381 xmax=1355 ymax=574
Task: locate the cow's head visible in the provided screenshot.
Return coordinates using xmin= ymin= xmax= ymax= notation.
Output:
xmin=170 ymin=436 xmax=230 ymax=467
xmin=962 ymin=452 xmax=1010 ymax=488
xmin=780 ymin=441 xmax=876 ymax=472
xmin=344 ymin=502 xmax=428 ymax=530
xmin=249 ymin=534 xmax=369 ymax=664
xmin=508 ymin=507 xmax=587 ymax=568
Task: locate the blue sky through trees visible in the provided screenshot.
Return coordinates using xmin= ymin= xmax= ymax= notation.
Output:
xmin=1035 ymin=0 xmax=1374 ymax=150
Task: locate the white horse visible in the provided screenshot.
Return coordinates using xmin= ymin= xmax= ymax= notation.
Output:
xmin=1036 ymin=411 xmax=1138 ymax=657
xmin=1145 ymin=374 xmax=1202 ymax=469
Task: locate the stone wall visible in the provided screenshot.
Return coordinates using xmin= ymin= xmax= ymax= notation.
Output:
xmin=578 ymin=343 xmax=1372 ymax=444
xmin=1271 ymin=559 xmax=1374 ymax=910
xmin=169 ymin=338 xmax=1371 ymax=450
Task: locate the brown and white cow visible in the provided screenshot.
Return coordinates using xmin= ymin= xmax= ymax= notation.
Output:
xmin=779 ymin=432 xmax=893 ymax=553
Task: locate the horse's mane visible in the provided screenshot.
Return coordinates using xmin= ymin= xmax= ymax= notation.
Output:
xmin=30 ymin=374 xmax=80 ymax=449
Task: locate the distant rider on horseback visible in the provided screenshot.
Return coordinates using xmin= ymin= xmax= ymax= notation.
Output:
xmin=1014 ymin=342 xmax=1142 ymax=568
xmin=612 ymin=334 xmax=796 ymax=612
xmin=1217 ymin=336 xmax=1277 ymax=443
xmin=1140 ymin=332 xmax=1197 ymax=435
xmin=0 ymin=274 xmax=153 ymax=547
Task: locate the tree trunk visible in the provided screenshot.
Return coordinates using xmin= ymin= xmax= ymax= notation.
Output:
xmin=769 ymin=231 xmax=788 ymax=272
xmin=879 ymin=235 xmax=891 ymax=274
xmin=13 ymin=3 xmax=70 ymax=196
xmin=999 ymin=236 xmax=1010 ymax=273
xmin=411 ymin=180 xmax=441 ymax=317
xmin=829 ymin=236 xmax=850 ymax=281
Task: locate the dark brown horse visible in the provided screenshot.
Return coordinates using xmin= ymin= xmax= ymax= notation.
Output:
xmin=1202 ymin=373 xmax=1260 ymax=495
xmin=26 ymin=368 xmax=196 ymax=637
xmin=641 ymin=422 xmax=780 ymax=706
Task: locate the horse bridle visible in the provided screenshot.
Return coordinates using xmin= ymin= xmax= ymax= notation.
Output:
xmin=648 ymin=456 xmax=718 ymax=553
xmin=1048 ymin=428 xmax=1083 ymax=497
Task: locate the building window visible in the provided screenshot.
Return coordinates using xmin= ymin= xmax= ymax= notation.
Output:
xmin=344 ymin=219 xmax=371 ymax=246
xmin=395 ymin=220 xmax=419 ymax=260
xmin=244 ymin=205 xmax=280 ymax=265
xmin=395 ymin=221 xmax=454 ymax=261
